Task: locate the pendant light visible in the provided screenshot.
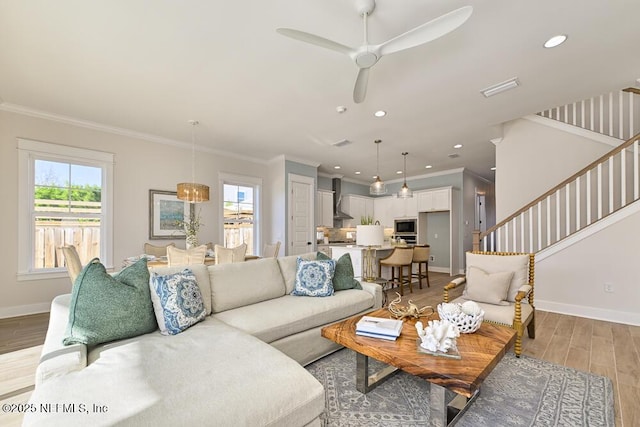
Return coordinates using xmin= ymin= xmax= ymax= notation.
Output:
xmin=177 ymin=120 xmax=210 ymax=203
xmin=369 ymin=139 xmax=387 ymax=195
xmin=397 ymin=152 xmax=413 ymax=198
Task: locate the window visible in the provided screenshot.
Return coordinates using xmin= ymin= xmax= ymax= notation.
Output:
xmin=220 ymin=173 xmax=261 ymax=255
xmin=18 ymin=139 xmax=114 ymax=279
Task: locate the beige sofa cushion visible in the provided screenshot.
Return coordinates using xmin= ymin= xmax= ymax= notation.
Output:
xmin=277 ymin=252 xmax=317 ymax=294
xmin=212 ymin=290 xmax=375 ymax=343
xmin=149 ymin=264 xmax=212 ymax=315
xmin=26 ymin=318 xmax=324 ymax=426
xmin=209 ymin=258 xmax=285 ymax=313
xmin=466 ymin=253 xmax=529 ymax=302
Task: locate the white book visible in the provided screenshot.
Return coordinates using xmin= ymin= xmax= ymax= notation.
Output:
xmin=356 ymin=316 xmax=403 ymax=337
xmin=355 ymin=330 xmax=398 ymax=341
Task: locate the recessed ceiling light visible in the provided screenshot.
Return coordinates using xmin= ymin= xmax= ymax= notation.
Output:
xmin=374 ymin=110 xmax=387 ymax=117
xmin=425 ymin=165 xmax=433 ymax=169
xmin=480 ymin=77 xmax=520 ymax=98
xmin=490 ymin=166 xmax=496 ymax=171
xmin=354 ymin=171 xmax=361 ymax=175
xmin=396 ymin=170 xmax=403 ymax=175
xmin=454 ymin=144 xmax=463 ymax=149
xmin=334 ymin=165 xmax=341 ymax=169
xmin=544 ymin=34 xmax=567 ymax=49
xmin=336 ymin=106 xmax=347 ymax=113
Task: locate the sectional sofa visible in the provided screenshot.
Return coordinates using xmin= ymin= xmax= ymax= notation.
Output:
xmin=24 ymin=253 xmax=382 ymax=426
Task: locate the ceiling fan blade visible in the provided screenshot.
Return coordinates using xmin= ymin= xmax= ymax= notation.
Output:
xmin=378 ymin=6 xmax=473 ymax=56
xmin=276 ymin=28 xmax=354 ymax=55
xmin=353 ymin=68 xmax=370 ymax=104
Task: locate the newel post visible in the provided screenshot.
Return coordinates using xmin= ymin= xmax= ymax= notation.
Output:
xmin=472 ymin=230 xmax=480 ymax=252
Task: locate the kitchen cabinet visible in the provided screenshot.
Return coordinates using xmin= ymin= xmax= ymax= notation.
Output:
xmin=373 ymin=195 xmax=417 ymax=226
xmin=341 ymin=195 xmax=374 ymax=227
xmin=417 ymin=188 xmax=451 ymax=212
xmin=373 ymin=197 xmax=393 ymax=228
xmin=316 ymin=190 xmax=334 ymax=227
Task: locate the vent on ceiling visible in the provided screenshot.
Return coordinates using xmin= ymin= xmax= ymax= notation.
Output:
xmin=480 ymin=77 xmax=520 ymax=98
xmin=331 ymin=139 xmax=351 ymax=147
xmin=448 ymin=153 xmax=460 ymax=159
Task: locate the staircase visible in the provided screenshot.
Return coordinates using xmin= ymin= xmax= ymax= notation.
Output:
xmin=474 ymin=88 xmax=640 ymax=254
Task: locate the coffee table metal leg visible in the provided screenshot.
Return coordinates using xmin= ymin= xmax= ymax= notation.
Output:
xmin=355 ymin=353 xmax=399 ymax=393
xmin=429 ymin=383 xmax=480 ymax=427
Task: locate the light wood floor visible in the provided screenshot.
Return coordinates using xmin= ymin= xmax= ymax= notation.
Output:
xmin=1 ymin=273 xmax=638 ymax=426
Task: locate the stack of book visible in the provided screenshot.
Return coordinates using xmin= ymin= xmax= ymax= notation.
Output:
xmin=355 ymin=316 xmax=403 ymax=341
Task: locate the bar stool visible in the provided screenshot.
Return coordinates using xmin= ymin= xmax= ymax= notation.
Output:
xmin=411 ymin=245 xmax=431 ymax=289
xmin=378 ymin=247 xmax=414 ymax=296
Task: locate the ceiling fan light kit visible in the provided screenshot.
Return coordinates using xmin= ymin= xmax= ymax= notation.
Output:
xmin=277 ymin=1 xmax=473 ymax=103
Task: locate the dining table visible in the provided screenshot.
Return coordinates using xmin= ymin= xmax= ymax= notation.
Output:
xmin=122 ymin=254 xmax=260 ymax=268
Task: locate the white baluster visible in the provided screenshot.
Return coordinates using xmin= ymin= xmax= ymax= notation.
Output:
xmin=597 ymin=163 xmax=603 ymax=220
xmin=618 ymin=91 xmax=623 ymax=139
xmin=572 ymin=102 xmax=577 ymax=126
xmin=546 ymin=195 xmax=551 ymax=246
xmin=609 ymin=92 xmax=614 ymax=137
xmin=599 ymin=95 xmax=604 ymax=134
xmin=537 ymin=202 xmax=542 ymax=251
xmin=581 ymin=100 xmax=586 ymax=129
xmin=529 ymin=207 xmax=534 ymax=253
xmin=586 ymin=170 xmax=592 ymax=225
xmin=520 ymin=212 xmax=525 ymax=253
xmin=635 ymin=140 xmax=639 ymax=200
xmin=513 ymin=219 xmax=517 ymax=252
xmin=590 ymin=97 xmax=595 ymax=131
xmin=609 ymin=157 xmax=614 ymax=214
xmin=565 ymin=184 xmax=571 ymax=237
xmin=556 ymin=190 xmax=561 ymax=241
xmin=576 ymin=176 xmax=581 ymax=231
xmin=621 ymin=149 xmax=626 ymax=206
xmin=630 ymin=92 xmax=634 ymax=138
xmin=564 ymin=104 xmax=569 ymax=125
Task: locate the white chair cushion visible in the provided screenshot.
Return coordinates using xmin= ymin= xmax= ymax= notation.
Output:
xmin=465 ymin=266 xmax=513 ymax=305
xmin=466 ymin=253 xmax=530 ymax=302
xmin=166 ymin=245 xmax=207 ymax=266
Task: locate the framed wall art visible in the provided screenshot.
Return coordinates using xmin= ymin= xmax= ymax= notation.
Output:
xmin=149 ymin=190 xmax=193 ymax=239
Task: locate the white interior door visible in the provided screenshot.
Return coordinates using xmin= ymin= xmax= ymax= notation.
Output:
xmin=288 ymin=174 xmax=314 ymax=256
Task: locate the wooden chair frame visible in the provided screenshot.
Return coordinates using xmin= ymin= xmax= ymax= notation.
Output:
xmin=443 ymin=251 xmax=535 ymax=357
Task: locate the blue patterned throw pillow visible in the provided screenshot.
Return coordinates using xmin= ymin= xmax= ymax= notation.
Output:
xmin=150 ymin=269 xmax=206 ymax=335
xmin=291 ymin=258 xmax=336 ymax=297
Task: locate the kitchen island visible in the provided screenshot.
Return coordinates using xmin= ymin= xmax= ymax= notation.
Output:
xmin=330 ymin=244 xmax=397 ymax=279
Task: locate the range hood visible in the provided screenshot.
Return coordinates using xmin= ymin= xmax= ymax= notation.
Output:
xmin=332 ymin=178 xmax=353 ymax=220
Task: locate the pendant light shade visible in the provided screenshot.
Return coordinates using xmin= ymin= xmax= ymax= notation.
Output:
xmin=177 ymin=120 xmax=210 ymax=203
xmin=397 ymin=152 xmax=413 ymax=198
xmin=369 ymin=139 xmax=387 ymax=195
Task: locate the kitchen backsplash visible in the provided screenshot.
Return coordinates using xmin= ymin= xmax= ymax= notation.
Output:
xmin=317 ymin=227 xmax=394 ymax=243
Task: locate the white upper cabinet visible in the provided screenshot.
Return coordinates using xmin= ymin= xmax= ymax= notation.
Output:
xmin=316 ymin=190 xmax=334 ymax=227
xmin=341 ymin=195 xmax=374 ymax=227
xmin=417 ymin=188 xmax=451 ymax=212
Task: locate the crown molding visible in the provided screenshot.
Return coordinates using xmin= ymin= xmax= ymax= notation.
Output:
xmin=0 ymin=102 xmax=268 ymax=165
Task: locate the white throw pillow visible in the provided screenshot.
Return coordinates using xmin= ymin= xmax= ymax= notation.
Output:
xmin=465 ymin=266 xmax=513 ymax=305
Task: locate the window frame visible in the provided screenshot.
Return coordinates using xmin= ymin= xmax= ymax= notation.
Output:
xmin=218 ymin=172 xmax=261 ymax=255
xmin=17 ymin=138 xmax=114 ymax=280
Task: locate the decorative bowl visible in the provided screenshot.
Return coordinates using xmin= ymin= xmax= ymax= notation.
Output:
xmin=437 ymin=302 xmax=484 ymax=333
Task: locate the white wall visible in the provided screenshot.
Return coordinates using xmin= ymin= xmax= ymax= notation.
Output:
xmin=0 ymin=110 xmax=270 ymax=317
xmin=496 ymin=117 xmax=613 ymax=221
xmin=496 ymin=116 xmax=639 ymax=325
xmin=536 ymin=208 xmax=640 ymax=325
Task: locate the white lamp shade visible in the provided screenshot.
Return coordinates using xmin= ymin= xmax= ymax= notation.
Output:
xmin=356 ymin=225 xmax=384 ymax=247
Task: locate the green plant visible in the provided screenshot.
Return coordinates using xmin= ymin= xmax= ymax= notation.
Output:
xmin=360 ymin=216 xmax=373 ymax=225
xmin=176 ymin=209 xmax=203 ymax=247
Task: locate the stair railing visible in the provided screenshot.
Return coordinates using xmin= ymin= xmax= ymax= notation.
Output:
xmin=473 ymin=131 xmax=640 ymax=253
xmin=538 ymin=88 xmax=639 ymax=141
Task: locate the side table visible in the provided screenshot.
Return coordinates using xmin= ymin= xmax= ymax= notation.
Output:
xmin=362 ymin=277 xmax=390 ymax=307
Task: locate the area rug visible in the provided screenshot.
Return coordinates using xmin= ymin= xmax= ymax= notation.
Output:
xmin=306 ymin=349 xmax=614 ymax=427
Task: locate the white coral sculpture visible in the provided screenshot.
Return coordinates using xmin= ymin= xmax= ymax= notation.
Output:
xmin=415 ymin=319 xmax=460 ymax=353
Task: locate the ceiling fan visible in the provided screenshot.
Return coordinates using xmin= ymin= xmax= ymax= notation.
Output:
xmin=276 ymin=0 xmax=473 ymax=103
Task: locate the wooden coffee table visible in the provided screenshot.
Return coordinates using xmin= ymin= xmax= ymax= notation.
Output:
xmin=321 ymin=308 xmax=516 ymax=427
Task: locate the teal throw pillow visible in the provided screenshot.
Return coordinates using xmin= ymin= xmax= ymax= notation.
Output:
xmin=291 ymin=258 xmax=335 ymax=297
xmin=150 ymin=269 xmax=206 ymax=335
xmin=317 ymin=251 xmax=362 ymax=291
xmin=63 ymin=258 xmax=157 ymax=346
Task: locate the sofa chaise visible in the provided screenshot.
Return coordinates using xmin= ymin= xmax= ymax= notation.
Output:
xmin=24 ymin=253 xmax=382 ymax=426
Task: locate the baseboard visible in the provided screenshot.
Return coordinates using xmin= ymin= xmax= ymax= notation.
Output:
xmin=428 ymin=266 xmax=450 ymax=274
xmin=0 ymin=303 xmax=50 ymax=319
xmin=536 ymin=299 xmax=640 ymax=326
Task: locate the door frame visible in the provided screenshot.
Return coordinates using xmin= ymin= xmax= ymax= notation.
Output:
xmin=287 ymin=173 xmax=315 ymax=256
